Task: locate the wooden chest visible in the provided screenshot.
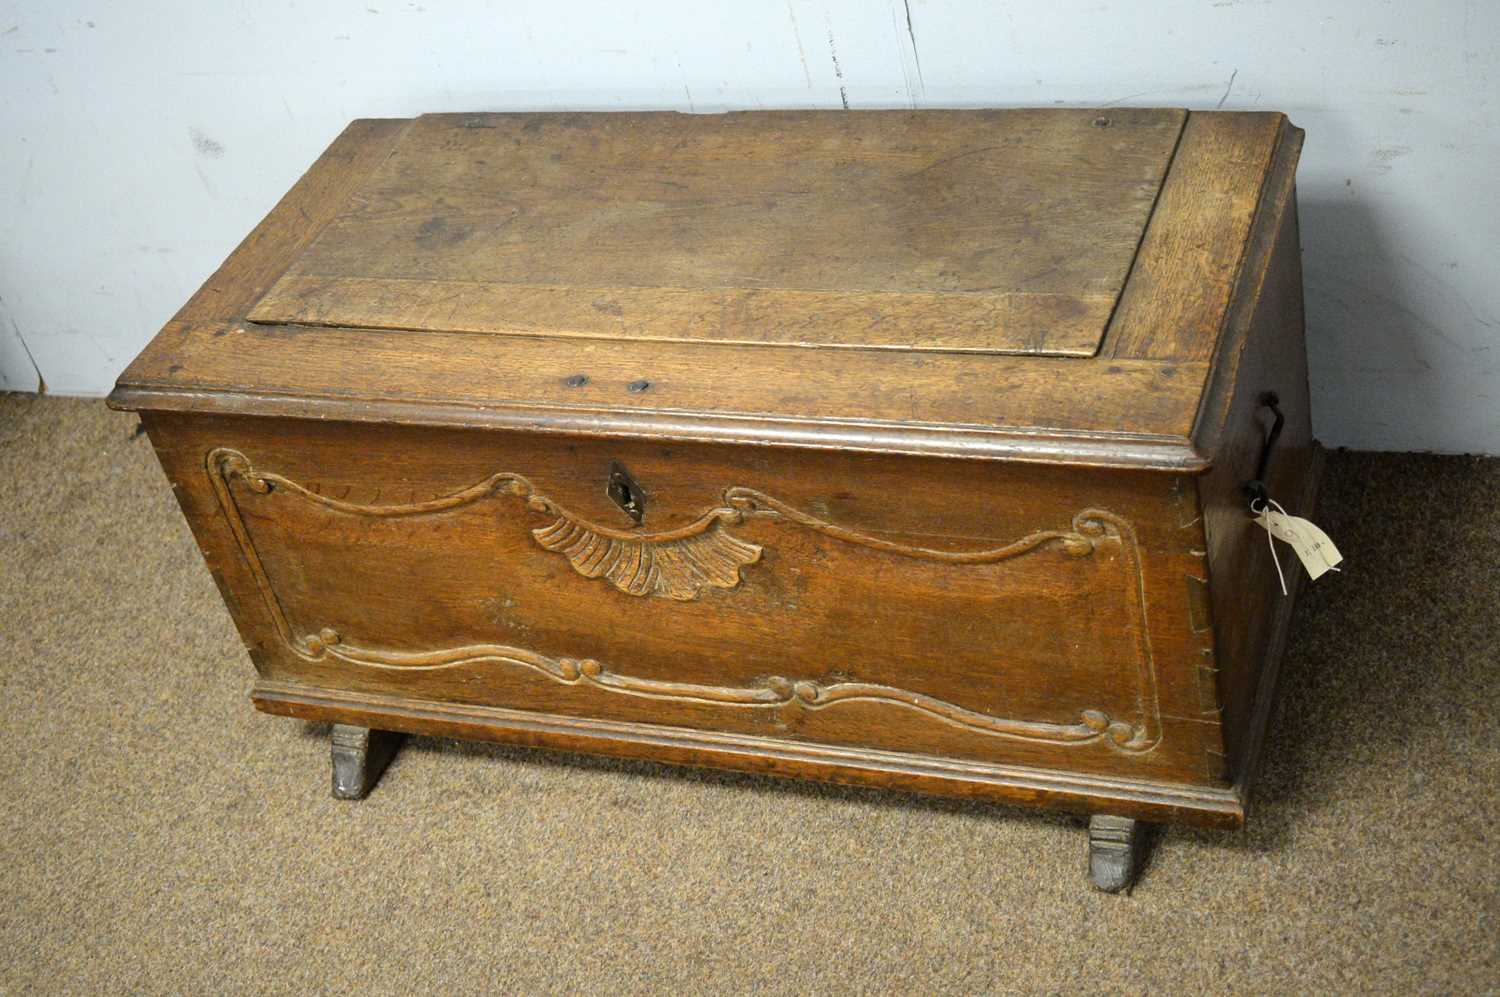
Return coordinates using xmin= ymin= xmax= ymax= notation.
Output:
xmin=110 ymin=109 xmax=1316 ymax=891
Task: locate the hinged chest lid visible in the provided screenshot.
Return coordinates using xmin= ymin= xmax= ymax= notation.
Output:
xmin=111 ymin=108 xmax=1302 ymax=469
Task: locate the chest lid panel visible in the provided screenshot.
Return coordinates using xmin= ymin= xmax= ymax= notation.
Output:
xmin=111 ymin=110 xmax=1302 ymax=468
xmin=245 ymin=109 xmax=1186 ymax=357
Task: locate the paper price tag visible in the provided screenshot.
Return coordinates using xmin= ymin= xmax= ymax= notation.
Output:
xmin=1255 ymin=508 xmax=1343 ymax=579
xmin=1251 ymin=499 xmax=1343 ymax=593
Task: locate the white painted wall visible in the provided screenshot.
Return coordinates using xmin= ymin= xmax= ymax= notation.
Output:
xmin=2 ymin=0 xmax=1496 ymax=452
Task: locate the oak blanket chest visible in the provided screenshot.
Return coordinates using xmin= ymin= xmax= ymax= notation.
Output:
xmin=110 ymin=108 xmax=1318 ymax=892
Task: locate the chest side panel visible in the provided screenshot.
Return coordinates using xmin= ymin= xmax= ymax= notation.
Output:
xmin=147 ymin=413 xmax=1227 ymax=789
xmin=1198 ymin=192 xmax=1316 ymax=785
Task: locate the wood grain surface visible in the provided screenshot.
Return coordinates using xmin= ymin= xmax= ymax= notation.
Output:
xmin=1106 ymin=112 xmax=1289 ymax=362
xmin=250 ymin=109 xmax=1185 ymax=356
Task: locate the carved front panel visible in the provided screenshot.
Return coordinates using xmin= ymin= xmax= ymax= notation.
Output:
xmin=147 ymin=415 xmax=1221 ymax=781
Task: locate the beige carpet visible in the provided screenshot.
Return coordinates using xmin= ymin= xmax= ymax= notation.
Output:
xmin=1 ymin=393 xmax=1495 ymax=994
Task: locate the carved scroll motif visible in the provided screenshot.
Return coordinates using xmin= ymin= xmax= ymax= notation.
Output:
xmin=288 ymin=626 xmax=1145 ymax=749
xmin=206 ymin=447 xmax=1163 ymax=753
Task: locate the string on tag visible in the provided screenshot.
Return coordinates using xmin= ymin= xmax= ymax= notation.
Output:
xmin=1250 ymin=498 xmax=1290 ymax=595
xmin=1250 ymin=495 xmax=1343 ymax=596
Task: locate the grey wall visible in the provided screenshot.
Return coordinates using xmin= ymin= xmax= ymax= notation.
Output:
xmin=3 ymin=0 xmax=1496 ymax=453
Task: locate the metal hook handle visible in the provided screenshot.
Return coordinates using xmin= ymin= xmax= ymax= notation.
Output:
xmin=1242 ymin=391 xmax=1284 ymax=508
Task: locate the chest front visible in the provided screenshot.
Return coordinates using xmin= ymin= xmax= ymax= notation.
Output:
xmin=113 ymin=108 xmax=1317 ymax=891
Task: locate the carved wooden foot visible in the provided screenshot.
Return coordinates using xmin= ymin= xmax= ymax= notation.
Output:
xmin=330 ymin=724 xmax=404 ymax=799
xmin=1088 ymin=814 xmax=1143 ymax=893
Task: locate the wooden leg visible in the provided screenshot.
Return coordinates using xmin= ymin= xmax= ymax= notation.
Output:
xmin=330 ymin=724 xmax=404 ymax=800
xmin=1088 ymin=814 xmax=1143 ymax=893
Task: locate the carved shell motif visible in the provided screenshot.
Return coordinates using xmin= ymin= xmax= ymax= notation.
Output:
xmin=531 ymin=514 xmax=762 ymax=601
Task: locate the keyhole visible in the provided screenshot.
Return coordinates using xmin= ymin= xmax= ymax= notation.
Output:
xmin=607 ymin=463 xmax=645 ymax=524
xmin=613 ymin=480 xmax=637 ymax=512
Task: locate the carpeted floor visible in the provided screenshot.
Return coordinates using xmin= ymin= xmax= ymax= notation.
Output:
xmin=0 ymin=393 xmax=1495 ymax=994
